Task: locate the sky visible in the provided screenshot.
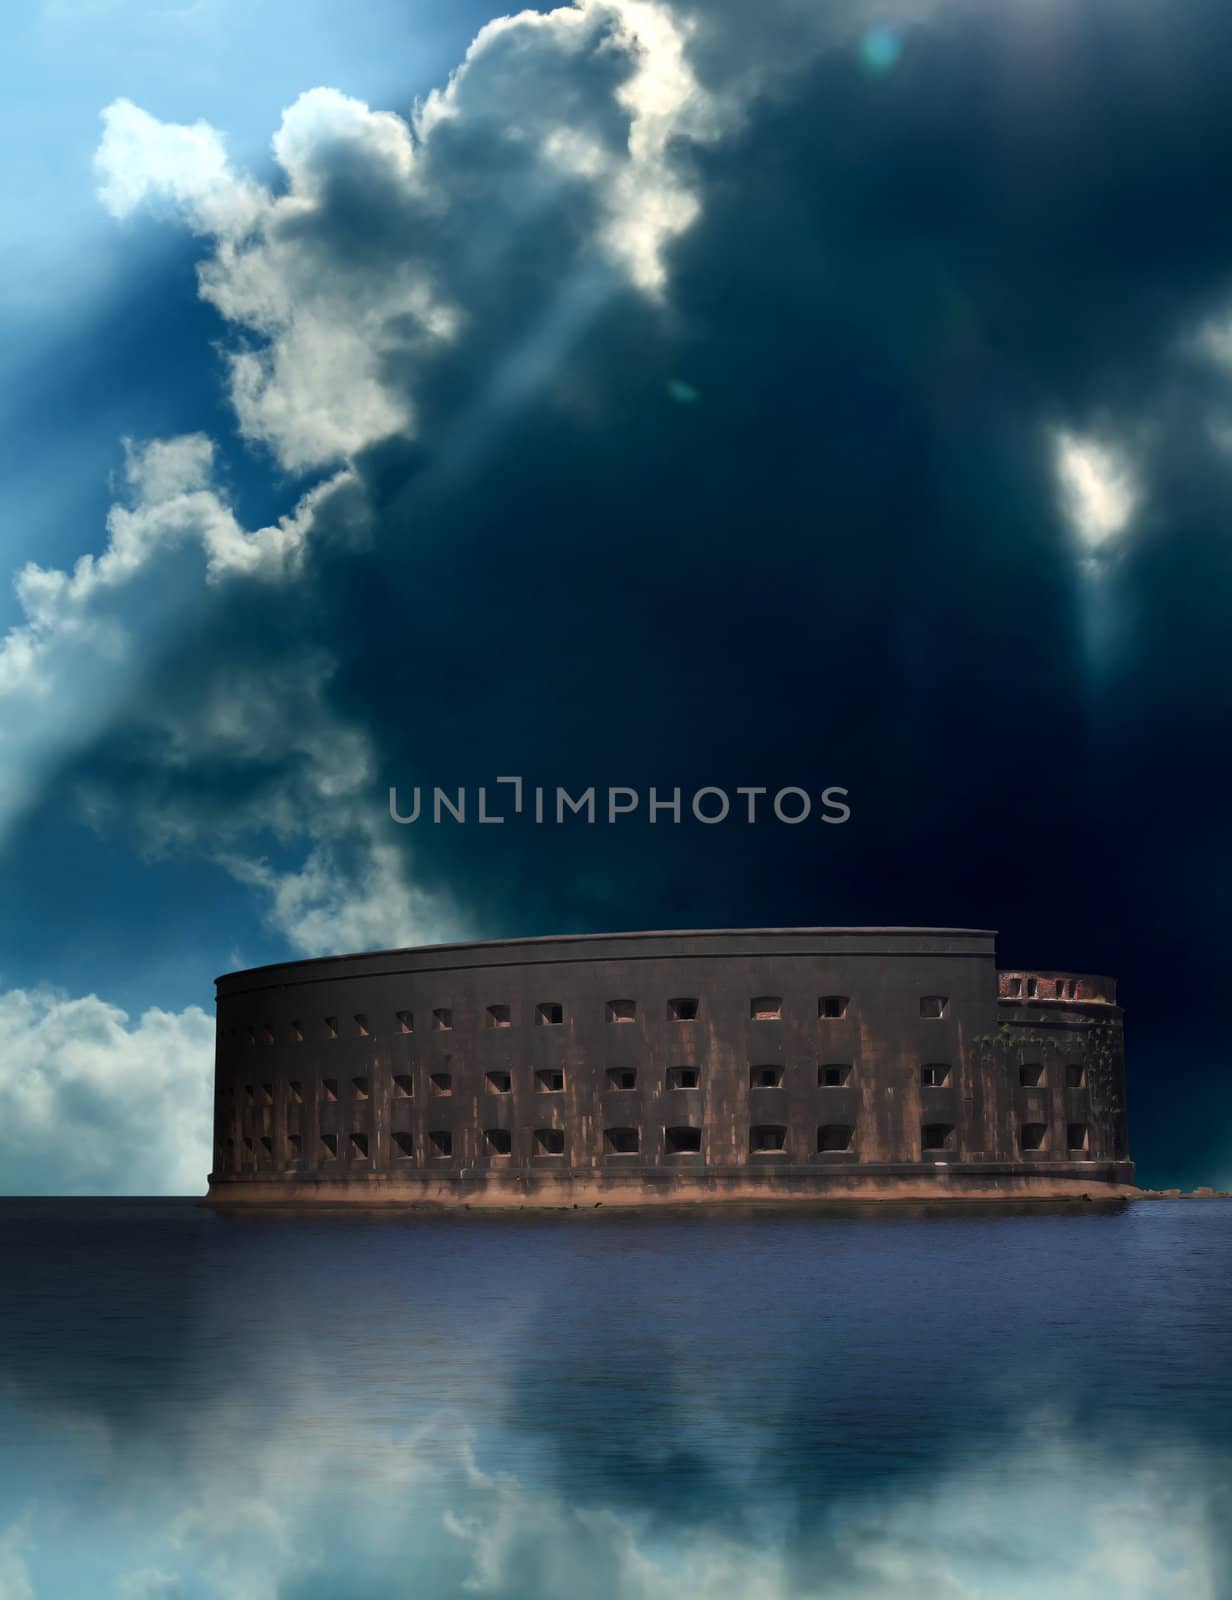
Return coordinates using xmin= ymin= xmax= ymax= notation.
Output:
xmin=1 ymin=0 xmax=1230 ymax=1193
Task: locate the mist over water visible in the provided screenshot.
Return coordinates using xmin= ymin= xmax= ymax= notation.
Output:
xmin=1 ymin=1202 xmax=1229 ymax=1598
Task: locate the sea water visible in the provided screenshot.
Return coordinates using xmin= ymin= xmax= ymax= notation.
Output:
xmin=0 ymin=1199 xmax=1228 ymax=1597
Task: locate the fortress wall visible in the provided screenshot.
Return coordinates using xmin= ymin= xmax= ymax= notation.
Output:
xmin=207 ymin=929 xmax=1134 ymax=1204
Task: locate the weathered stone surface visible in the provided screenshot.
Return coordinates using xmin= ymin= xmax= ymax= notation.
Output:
xmin=206 ymin=927 xmax=1135 ymax=1207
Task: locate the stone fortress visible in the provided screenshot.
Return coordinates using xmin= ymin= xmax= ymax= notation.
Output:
xmin=207 ymin=927 xmax=1135 ymax=1205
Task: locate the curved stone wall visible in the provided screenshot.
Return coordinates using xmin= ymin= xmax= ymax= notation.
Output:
xmin=207 ymin=928 xmax=1135 ymax=1205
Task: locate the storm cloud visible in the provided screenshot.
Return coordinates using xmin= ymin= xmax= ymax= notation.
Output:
xmin=1 ymin=0 xmax=1231 ymax=1188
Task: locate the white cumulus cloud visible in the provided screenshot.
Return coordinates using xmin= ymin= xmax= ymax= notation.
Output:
xmin=0 ymin=987 xmax=214 ymax=1195
xmin=93 ymin=0 xmax=721 ymax=472
xmin=0 ymin=422 xmax=455 ymax=970
xmin=0 ymin=434 xmax=355 ymax=835
xmin=96 ymin=97 xmax=264 ymax=237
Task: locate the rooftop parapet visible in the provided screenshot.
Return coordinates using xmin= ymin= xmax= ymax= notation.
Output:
xmin=997 ymin=970 xmax=1117 ymax=1006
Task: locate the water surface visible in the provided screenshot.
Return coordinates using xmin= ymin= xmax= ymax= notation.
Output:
xmin=1 ymin=1200 xmax=1228 ymax=1597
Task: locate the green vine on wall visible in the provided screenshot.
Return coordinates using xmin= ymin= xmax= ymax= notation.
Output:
xmin=972 ymin=1018 xmax=1124 ymax=1124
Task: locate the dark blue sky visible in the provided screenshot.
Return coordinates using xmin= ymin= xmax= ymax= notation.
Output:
xmin=1 ymin=0 xmax=1230 ymax=1191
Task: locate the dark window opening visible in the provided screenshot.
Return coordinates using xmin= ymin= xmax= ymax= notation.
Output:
xmin=261 ymin=1083 xmax=274 ymax=1104
xmin=1065 ymin=1064 xmax=1086 ymax=1089
xmin=243 ymin=1136 xmax=254 ymax=1153
xmin=536 ymin=1069 xmax=565 ymax=1093
xmin=354 ymin=1014 xmax=369 ymax=1037
xmin=668 ymin=997 xmax=699 ymax=1021
xmin=429 ymin=1130 xmax=453 ymax=1158
xmin=605 ymin=1126 xmax=639 ymax=1154
xmin=352 ymin=1076 xmax=369 ymax=1099
xmin=287 ymin=1134 xmax=302 ymax=1155
xmin=538 ymin=1002 xmax=564 ymax=1026
xmin=751 ymin=996 xmax=782 ymax=1021
xmin=393 ymin=1074 xmax=413 ymax=1098
xmin=262 ymin=1025 xmax=275 ymax=1046
xmin=430 ymin=1073 xmax=452 ymax=1096
xmin=607 ymin=999 xmax=636 ymax=1023
xmin=323 ymin=1078 xmax=338 ymax=1102
xmin=1020 ymin=1122 xmax=1048 ymax=1151
xmin=750 ymin=1065 xmax=783 ymax=1089
xmin=665 ymin=1126 xmax=701 ymax=1154
xmin=820 ymin=1064 xmax=851 ymax=1087
xmin=396 ymin=1010 xmax=413 ymax=1034
xmin=920 ymin=996 xmax=948 ymax=1019
xmin=750 ymin=1124 xmax=787 ymax=1153
xmin=246 ymin=1026 xmax=256 ymax=1046
xmin=325 ymin=1017 xmax=339 ymax=1038
xmin=259 ymin=1136 xmax=273 ymax=1155
xmin=244 ymin=1083 xmax=255 ymax=1102
xmin=922 ymin=1122 xmax=955 ymax=1151
xmin=392 ymin=1132 xmax=414 ymax=1158
xmin=1026 ymin=978 xmax=1039 ymax=999
xmin=921 ymin=1064 xmax=951 ymax=1087
xmin=487 ymin=1004 xmax=511 ymax=1028
xmin=289 ymin=1081 xmax=304 ymax=1104
xmin=819 ymin=996 xmax=848 ymax=1019
xmin=818 ymin=1124 xmax=854 ymax=1152
xmin=486 ymin=1071 xmax=512 ymax=1094
xmin=433 ymin=1008 xmax=453 ymax=1031
xmin=1007 ymin=978 xmax=1022 ymax=997
xmin=1067 ymin=1122 xmax=1089 ymax=1151
xmin=667 ymin=1067 xmax=699 ymax=1090
xmin=350 ymin=1133 xmax=368 ymax=1158
xmin=485 ymin=1128 xmax=512 ymax=1156
xmin=1019 ymin=1063 xmax=1044 ymax=1088
xmin=607 ymin=1068 xmax=637 ymax=1090
xmin=292 ymin=1020 xmax=305 ymax=1042
xmin=536 ymin=1127 xmax=565 ymax=1155
xmin=320 ymin=1134 xmax=337 ymax=1158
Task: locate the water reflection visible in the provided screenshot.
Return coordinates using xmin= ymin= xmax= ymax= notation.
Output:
xmin=0 ymin=1201 xmax=1228 ymax=1597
